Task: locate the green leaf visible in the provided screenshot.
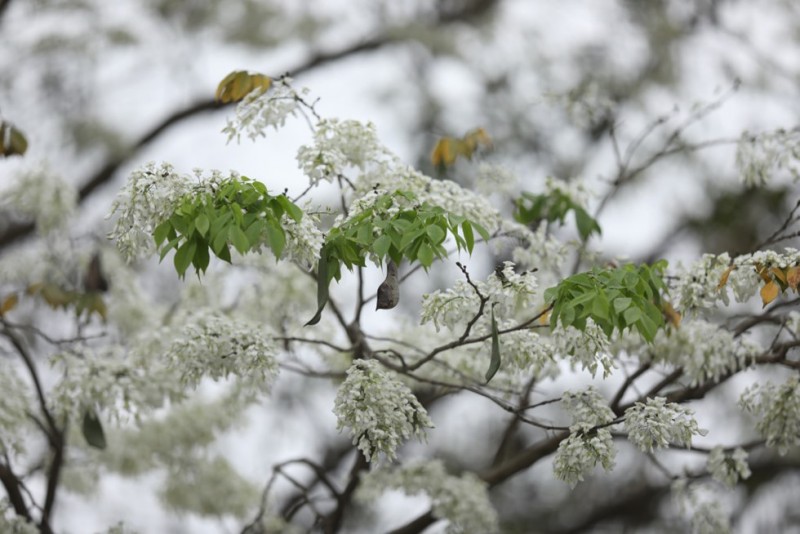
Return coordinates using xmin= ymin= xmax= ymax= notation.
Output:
xmin=195 ymin=213 xmax=210 ymax=237
xmin=574 ymin=207 xmax=601 ymax=241
xmin=174 ymin=239 xmax=197 ymax=277
xmin=229 ymin=225 xmax=250 ymax=255
xmin=623 ymin=306 xmax=642 ymax=326
xmin=426 ymin=224 xmax=446 ymax=244
xmin=372 ymin=234 xmax=392 ymax=258
xmin=461 ymin=221 xmax=475 ymax=253
xmin=485 ymin=307 xmax=501 ymax=383
xmin=613 ymin=297 xmax=632 ymax=314
xmin=278 ymin=195 xmax=303 ymax=222
xmin=153 ymin=220 xmax=172 ymax=246
xmin=417 ymin=242 xmax=434 ymax=267
xmin=305 ymin=254 xmax=330 ymax=326
xmin=266 ymin=219 xmax=286 ymax=259
xmin=82 ymin=408 xmax=106 ymax=450
xmin=192 ymin=240 xmax=210 ymax=273
xmin=472 ymin=221 xmax=491 ymax=242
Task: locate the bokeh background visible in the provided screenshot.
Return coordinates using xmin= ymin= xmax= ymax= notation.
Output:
xmin=3 ymin=0 xmax=800 ymax=532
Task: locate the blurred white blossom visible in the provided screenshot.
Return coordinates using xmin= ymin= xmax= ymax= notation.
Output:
xmin=0 ymin=499 xmax=39 ymax=534
xmin=222 ymin=79 xmax=303 ymax=143
xmin=707 ymin=446 xmax=751 ymax=487
xmin=297 ymin=119 xmax=386 ymax=185
xmin=624 ymin=397 xmax=706 ymax=452
xmin=1 ymin=165 xmax=77 ymax=235
xmin=333 ymin=359 xmax=433 ymax=462
xmin=357 ymin=459 xmax=498 ymax=534
xmin=0 ymin=367 xmax=32 ymax=454
xmin=561 ymin=387 xmax=615 ymax=426
xmin=740 ymin=377 xmax=800 ymax=454
xmin=736 ymin=128 xmax=800 ymax=187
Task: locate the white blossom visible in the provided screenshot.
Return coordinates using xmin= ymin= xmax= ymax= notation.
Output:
xmin=740 ymin=377 xmax=800 ymax=454
xmin=0 ymin=367 xmax=32 ymax=454
xmin=736 ymin=128 xmax=800 ymax=187
xmin=51 ymin=341 xmax=183 ymax=423
xmin=475 ymin=162 xmax=517 ymax=195
xmin=552 ymin=318 xmax=614 ymax=378
xmin=333 ymin=359 xmax=433 ymax=462
xmin=672 ymin=479 xmax=732 ymax=534
xmin=296 ymin=119 xmax=386 ymax=185
xmin=107 ymin=162 xmax=192 ymax=262
xmin=222 ymin=79 xmax=303 ymax=143
xmin=1 ymin=165 xmax=77 ymax=235
xmin=624 ymin=397 xmax=706 ymax=452
xmin=0 ymin=500 xmax=38 ymax=534
xmin=356 ymin=459 xmax=498 ymax=534
xmin=280 ymin=210 xmax=324 ymax=269
xmin=707 ymin=446 xmax=751 ymax=487
xmin=561 ymin=387 xmax=615 ymax=426
xmin=165 ymin=311 xmax=278 ymax=393
xmin=644 ymin=319 xmax=759 ymax=386
xmin=673 ymin=253 xmax=731 ymax=312
xmin=509 ymin=220 xmax=570 ymax=274
xmin=553 ymin=423 xmax=616 ymax=487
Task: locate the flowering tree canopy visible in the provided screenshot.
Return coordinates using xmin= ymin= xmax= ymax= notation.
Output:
xmin=3 ymin=1 xmax=800 ymax=533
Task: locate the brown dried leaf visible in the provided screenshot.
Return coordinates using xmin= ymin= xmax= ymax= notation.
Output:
xmin=787 ymin=266 xmax=800 ymax=291
xmin=717 ymin=265 xmax=735 ymax=290
xmin=760 ymin=280 xmax=780 ymax=308
xmin=0 ymin=294 xmax=18 ymax=316
xmin=662 ymin=300 xmax=681 ymax=328
xmin=771 ymin=266 xmax=787 ymax=284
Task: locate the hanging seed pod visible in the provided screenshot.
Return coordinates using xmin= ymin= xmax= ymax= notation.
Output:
xmin=376 ymin=260 xmax=399 ymax=310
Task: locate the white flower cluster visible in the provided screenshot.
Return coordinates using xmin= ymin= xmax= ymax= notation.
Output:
xmin=280 ymin=210 xmax=324 ymax=269
xmin=624 ymin=397 xmax=705 ymax=452
xmin=297 ymin=119 xmax=386 ymax=185
xmin=356 ymin=459 xmax=498 ymax=534
xmin=553 ymin=387 xmax=617 ymax=487
xmin=707 ymin=446 xmax=751 ymax=487
xmin=544 ymin=176 xmax=592 ymax=208
xmin=643 ymin=319 xmax=758 ymax=386
xmin=222 ymin=78 xmax=303 ymax=143
xmin=0 ymin=367 xmax=32 ymax=454
xmin=561 ymin=387 xmax=615 ymax=425
xmin=509 ymin=220 xmax=570 ymax=275
xmin=107 ymin=162 xmax=192 ymax=262
xmin=51 ymin=342 xmax=183 ymax=423
xmin=736 ymin=128 xmax=800 ymax=187
xmin=420 ymin=262 xmax=538 ymax=333
xmin=475 ymin=162 xmax=517 ymax=195
xmin=553 ymin=423 xmax=616 ymax=487
xmin=740 ymin=376 xmax=800 ymax=454
xmin=552 ymin=319 xmax=614 ymax=378
xmin=672 ymin=479 xmax=732 ymax=534
xmin=332 ymin=359 xmax=433 ymax=462
xmin=675 ymin=249 xmax=800 ymax=313
xmin=2 ymin=165 xmax=77 ymax=235
xmin=0 ymin=499 xmax=38 ymax=534
xmin=165 ymin=311 xmax=278 ymax=392
xmin=355 ymin=163 xmax=503 ymax=234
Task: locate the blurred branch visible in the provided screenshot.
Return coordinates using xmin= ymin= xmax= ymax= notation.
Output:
xmin=0 ymin=0 xmax=500 ymax=250
xmin=0 ymin=0 xmax=12 ymax=24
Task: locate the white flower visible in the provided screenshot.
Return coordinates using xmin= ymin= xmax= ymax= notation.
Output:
xmin=356 ymin=459 xmax=498 ymax=534
xmin=0 ymin=367 xmax=32 ymax=455
xmin=0 ymin=499 xmax=39 ymax=534
xmin=475 ymin=162 xmax=517 ymax=195
xmin=2 ymin=165 xmax=76 ymax=235
xmin=552 ymin=319 xmax=614 ymax=378
xmin=553 ymin=423 xmax=616 ymax=487
xmin=165 ymin=311 xmax=278 ymax=393
xmin=740 ymin=377 xmax=800 ymax=454
xmin=673 ymin=253 xmax=732 ymax=312
xmin=624 ymin=397 xmax=706 ymax=452
xmin=333 ymin=359 xmax=433 ymax=462
xmin=280 ymin=210 xmax=324 ymax=269
xmin=509 ymin=220 xmax=570 ymax=274
xmin=296 ymin=119 xmax=386 ymax=185
xmin=736 ymin=128 xmax=800 ymax=188
xmin=644 ymin=319 xmax=758 ymax=386
xmin=707 ymin=447 xmax=751 ymax=487
xmin=222 ymin=78 xmax=302 ymax=143
xmin=561 ymin=387 xmax=615 ymax=425
xmin=107 ymin=162 xmax=192 ymax=262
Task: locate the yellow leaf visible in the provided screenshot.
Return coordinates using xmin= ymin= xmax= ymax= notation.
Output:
xmin=432 ymin=138 xmax=457 ymax=167
xmin=662 ymin=300 xmax=681 ymax=328
xmin=755 ymin=264 xmax=772 ymax=283
xmin=0 ymin=294 xmax=18 ymax=316
xmin=717 ymin=265 xmax=734 ymax=290
xmin=771 ymin=267 xmax=787 ymax=284
xmin=760 ymin=280 xmax=780 ymax=307
xmin=40 ymin=284 xmax=74 ymax=309
xmin=0 ymin=121 xmax=28 ymax=157
xmin=539 ymin=309 xmax=551 ymax=325
xmin=215 ymin=71 xmax=272 ymax=103
xmin=788 ymin=266 xmax=800 ymax=291
xmin=463 ymin=127 xmax=492 ymax=152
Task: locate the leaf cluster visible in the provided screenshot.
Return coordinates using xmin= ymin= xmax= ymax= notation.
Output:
xmin=154 ymin=177 xmax=303 ymax=278
xmin=719 ymin=263 xmax=800 ymax=307
xmin=25 ymin=283 xmax=107 ymax=320
xmin=307 ymin=190 xmax=490 ymax=325
xmin=215 ymin=70 xmax=272 ymax=103
xmin=544 ymin=261 xmax=668 ymax=342
xmin=431 ymin=127 xmax=492 ymax=169
xmin=514 ymin=189 xmax=601 ymax=241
